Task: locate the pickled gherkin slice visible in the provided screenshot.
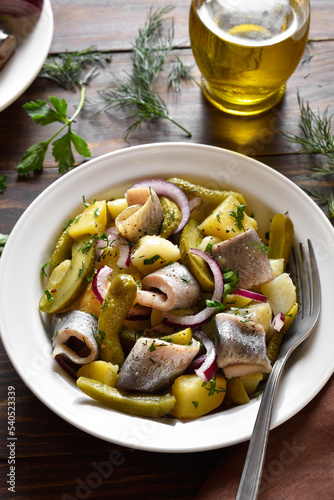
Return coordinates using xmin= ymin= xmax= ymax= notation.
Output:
xmin=77 ymin=377 xmax=176 ymax=417
xmin=268 ymin=213 xmax=294 ymax=269
xmin=50 ymin=229 xmax=74 ymax=273
xmin=226 ymin=377 xmax=250 ymax=405
xmin=97 ymin=274 xmax=138 ymax=366
xmin=180 ymin=219 xmax=214 ymax=292
xmin=39 ymin=235 xmax=95 ymax=314
xmin=159 ymin=196 xmax=181 ymax=238
xmin=168 ymin=177 xmax=246 ymax=207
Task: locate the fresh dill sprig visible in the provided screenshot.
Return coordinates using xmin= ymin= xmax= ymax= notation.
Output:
xmin=167 ymin=56 xmax=199 ymax=92
xmin=282 ymin=94 xmax=334 ymax=221
xmin=97 ymin=6 xmax=191 ymax=138
xmin=39 ymin=46 xmax=112 ymax=91
xmin=283 ymin=94 xmax=334 ymax=175
xmin=304 ymin=188 xmax=334 ymax=218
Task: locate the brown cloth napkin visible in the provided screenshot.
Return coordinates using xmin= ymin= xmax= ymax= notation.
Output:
xmin=196 ymin=374 xmax=334 ymax=500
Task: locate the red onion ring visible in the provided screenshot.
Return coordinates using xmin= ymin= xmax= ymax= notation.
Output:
xmin=92 ymin=265 xmax=112 ymax=304
xmin=193 ymin=330 xmax=218 ymax=382
xmin=0 ymin=0 xmax=44 ymax=17
xmin=272 ymin=311 xmax=285 ymax=332
xmin=125 ymin=305 xmax=151 ymax=321
xmin=189 ymin=197 xmax=202 ymax=211
xmin=125 ymin=179 xmax=190 ymax=234
xmin=233 ymin=288 xmax=267 ymax=303
xmin=54 ymin=354 xmax=78 ymax=380
xmin=161 ymin=248 xmax=224 ymax=328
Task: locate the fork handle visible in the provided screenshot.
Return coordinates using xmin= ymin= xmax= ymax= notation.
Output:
xmin=235 ymin=356 xmax=287 ymax=500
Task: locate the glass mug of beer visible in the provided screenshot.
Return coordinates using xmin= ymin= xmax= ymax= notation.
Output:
xmin=189 ymin=0 xmax=310 ymax=116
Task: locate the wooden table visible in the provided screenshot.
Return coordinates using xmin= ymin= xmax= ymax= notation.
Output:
xmin=0 ymin=1 xmax=333 ymax=498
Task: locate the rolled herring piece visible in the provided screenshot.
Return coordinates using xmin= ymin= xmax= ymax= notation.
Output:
xmin=51 ymin=310 xmax=99 ymax=365
xmin=136 ymin=262 xmax=201 ymax=311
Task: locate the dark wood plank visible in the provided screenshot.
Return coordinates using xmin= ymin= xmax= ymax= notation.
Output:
xmin=48 ymin=0 xmax=334 ymax=54
xmin=0 ymin=40 xmax=333 ymax=172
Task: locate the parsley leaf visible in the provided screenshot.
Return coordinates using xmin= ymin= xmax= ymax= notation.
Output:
xmin=0 ymin=174 xmax=8 ymax=193
xmin=16 ymin=87 xmax=91 ymax=175
xmin=206 ymin=299 xmax=225 ymax=313
xmin=229 ymin=204 xmax=246 ymax=231
xmin=23 ymin=99 xmax=61 ymax=125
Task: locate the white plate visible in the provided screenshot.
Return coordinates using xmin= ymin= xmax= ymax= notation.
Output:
xmin=1 ymin=143 xmax=333 ymax=453
xmin=0 ymin=0 xmax=53 ymax=111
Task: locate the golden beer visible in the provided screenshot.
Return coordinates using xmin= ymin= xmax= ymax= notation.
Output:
xmin=189 ymin=0 xmax=310 ymax=115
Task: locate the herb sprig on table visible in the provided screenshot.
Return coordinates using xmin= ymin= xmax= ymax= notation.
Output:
xmin=39 ymin=46 xmax=112 ymax=92
xmin=97 ymin=5 xmax=192 ymax=138
xmin=0 ymin=174 xmax=7 ymax=193
xmin=283 ymin=94 xmax=334 ymax=219
xmin=16 ymin=87 xmax=91 ymax=174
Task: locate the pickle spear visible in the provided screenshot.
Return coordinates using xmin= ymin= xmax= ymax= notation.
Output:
xmin=50 ymin=228 xmax=74 ymax=273
xmin=180 ymin=219 xmax=214 ymax=292
xmin=268 ymin=213 xmax=294 ymax=269
xmin=159 ymin=196 xmax=181 ymax=238
xmin=97 ymin=274 xmax=138 ymax=366
xmin=77 ymin=377 xmax=176 ymax=417
xmin=168 ymin=177 xmax=246 ymax=207
xmin=39 ymin=235 xmax=95 ymax=314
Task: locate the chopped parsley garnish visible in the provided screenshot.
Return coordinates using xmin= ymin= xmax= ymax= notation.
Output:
xmin=192 ymin=401 xmax=199 ymax=409
xmin=96 ymin=330 xmax=106 ymax=341
xmin=204 ymin=242 xmax=213 ymax=254
xmin=51 ymin=330 xmax=59 ymax=341
xmin=229 ymin=204 xmax=246 ymax=230
xmin=206 ymin=299 xmax=225 ymax=313
xmin=144 ymin=254 xmax=165 ymax=265
xmin=78 ymin=261 xmax=85 ymax=277
xmin=148 ymin=342 xmax=156 ymax=352
xmin=44 ymin=290 xmax=53 ymax=302
xmin=41 ymin=261 xmax=51 ymax=277
xmin=202 ymin=378 xmax=226 ymax=396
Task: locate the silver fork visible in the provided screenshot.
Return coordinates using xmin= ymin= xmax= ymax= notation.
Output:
xmin=236 ymin=240 xmax=321 ymax=500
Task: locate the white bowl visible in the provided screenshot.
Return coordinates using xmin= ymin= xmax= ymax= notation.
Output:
xmin=1 ymin=143 xmax=333 ymax=453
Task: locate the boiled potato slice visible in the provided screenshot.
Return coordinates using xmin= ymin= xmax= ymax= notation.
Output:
xmin=107 ymin=198 xmax=128 ymax=220
xmin=223 ymin=294 xmax=252 ymax=309
xmin=236 ymin=302 xmax=273 ymax=334
xmin=198 ymin=194 xmax=257 ymax=240
xmin=77 ymin=361 xmax=119 ymax=387
xmin=131 ymin=235 xmax=181 ymax=274
xmin=269 ymin=258 xmax=285 ymax=277
xmin=68 ymin=200 xmax=107 ymax=238
xmin=170 ymin=373 xmax=227 ymax=419
xmin=260 ymin=273 xmax=296 ymax=315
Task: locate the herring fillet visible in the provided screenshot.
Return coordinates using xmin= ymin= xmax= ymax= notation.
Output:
xmin=51 ymin=310 xmax=99 ymax=365
xmin=136 ymin=262 xmax=201 ymax=311
xmin=117 ymin=337 xmax=200 ymax=392
xmin=212 ymin=228 xmax=275 ymax=289
xmin=115 ymin=187 xmax=164 ymax=242
xmin=215 ymin=312 xmax=272 ymax=378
